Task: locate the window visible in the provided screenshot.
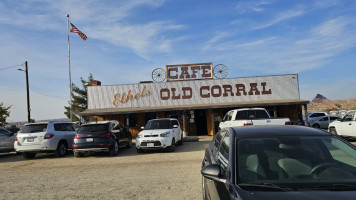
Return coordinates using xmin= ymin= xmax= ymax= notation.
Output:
xmin=79 ymin=124 xmax=108 ymax=133
xmin=343 ymin=111 xmax=355 ymax=122
xmin=20 ymin=124 xmax=47 ymax=133
xmin=0 ymin=128 xmax=11 ymax=136
xmin=217 ymin=131 xmax=230 ymax=172
xmin=211 ymin=131 xmax=226 ymax=158
xmin=54 ymin=123 xmax=75 ymax=131
xmin=223 ymin=111 xmax=233 ymax=121
xmin=235 ymin=110 xmax=269 ymax=120
xmin=125 ymin=114 xmax=137 ymax=127
xmin=171 ymin=120 xmax=179 ymax=128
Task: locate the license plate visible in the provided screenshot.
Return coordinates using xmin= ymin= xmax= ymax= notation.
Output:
xmin=86 ymin=138 xmax=93 ymax=142
xmin=27 ymin=138 xmax=34 ymax=142
xmin=147 ymin=143 xmax=154 ymax=147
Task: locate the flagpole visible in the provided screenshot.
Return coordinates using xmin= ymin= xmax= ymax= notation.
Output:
xmin=67 ymin=14 xmax=73 ymax=121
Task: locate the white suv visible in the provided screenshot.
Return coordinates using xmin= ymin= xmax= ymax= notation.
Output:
xmin=15 ymin=121 xmax=77 ymax=159
xmin=136 ymin=118 xmax=183 ymax=153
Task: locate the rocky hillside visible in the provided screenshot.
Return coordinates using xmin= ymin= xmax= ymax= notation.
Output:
xmin=306 ymin=98 xmax=356 ymax=113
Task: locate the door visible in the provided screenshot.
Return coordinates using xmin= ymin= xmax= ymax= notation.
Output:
xmin=195 ymin=110 xmax=208 ymax=135
xmin=338 ymin=111 xmax=355 ymax=136
xmin=0 ymin=128 xmax=14 ymax=151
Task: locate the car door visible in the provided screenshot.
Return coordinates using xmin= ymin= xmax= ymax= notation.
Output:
xmin=171 ymin=120 xmax=179 ymax=141
xmin=338 ymin=111 xmax=355 ymax=136
xmin=111 ymin=122 xmax=125 ymax=147
xmin=0 ymin=128 xmax=14 ymax=151
xmin=204 ymin=130 xmax=229 ymax=200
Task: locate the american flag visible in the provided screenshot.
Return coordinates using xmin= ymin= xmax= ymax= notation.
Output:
xmin=70 ymin=23 xmax=87 ymax=41
xmin=312 ymin=94 xmax=339 ymax=109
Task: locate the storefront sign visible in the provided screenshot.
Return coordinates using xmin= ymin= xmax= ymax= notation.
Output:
xmin=166 ymin=63 xmax=213 ymax=81
xmin=87 ymin=74 xmax=300 ymax=110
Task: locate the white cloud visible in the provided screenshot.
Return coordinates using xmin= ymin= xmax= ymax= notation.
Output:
xmin=252 ymin=9 xmax=306 ymax=30
xmin=236 ymin=0 xmax=274 ymax=14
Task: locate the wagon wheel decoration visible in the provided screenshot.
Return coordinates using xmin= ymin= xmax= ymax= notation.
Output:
xmin=152 ymin=68 xmax=166 ymax=82
xmin=213 ymin=64 xmax=228 ymax=79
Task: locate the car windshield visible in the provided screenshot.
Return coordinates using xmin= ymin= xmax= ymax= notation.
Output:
xmin=20 ymin=124 xmax=47 ymax=133
xmin=79 ymin=124 xmax=108 ymax=133
xmin=235 ymin=110 xmax=269 ymax=120
xmin=144 ymin=120 xmax=171 ymax=130
xmin=237 ymin=136 xmax=356 ymax=191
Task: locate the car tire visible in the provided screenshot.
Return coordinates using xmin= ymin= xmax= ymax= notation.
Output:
xmin=109 ymin=141 xmax=119 ymax=156
xmin=74 ymin=152 xmax=84 ymax=158
xmin=329 ymin=127 xmax=338 ymax=135
xmin=23 ymin=152 xmax=36 ymax=159
xmin=167 ymin=138 xmax=176 ymax=152
xmin=126 ymin=136 xmax=132 ymax=149
xmin=54 ymin=141 xmax=67 ymax=157
xmin=312 ymin=123 xmax=320 ymax=129
xmin=136 ymin=148 xmax=143 ymax=153
xmin=177 ymin=134 xmax=184 ymax=145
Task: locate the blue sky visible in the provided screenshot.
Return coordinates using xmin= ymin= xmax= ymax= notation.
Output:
xmin=1 ymin=0 xmax=356 ymax=122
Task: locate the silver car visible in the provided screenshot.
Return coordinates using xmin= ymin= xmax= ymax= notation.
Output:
xmin=0 ymin=127 xmax=16 ymax=153
xmin=15 ymin=121 xmax=77 ymax=159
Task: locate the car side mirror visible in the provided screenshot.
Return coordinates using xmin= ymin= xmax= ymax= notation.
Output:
xmin=173 ymin=125 xmax=178 ymax=128
xmin=201 ymin=164 xmax=226 ymax=183
xmin=141 ymin=126 xmax=144 ymax=130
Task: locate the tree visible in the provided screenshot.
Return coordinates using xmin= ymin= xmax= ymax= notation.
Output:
xmin=0 ymin=102 xmax=11 ymax=127
xmin=64 ymin=74 xmax=94 ymax=122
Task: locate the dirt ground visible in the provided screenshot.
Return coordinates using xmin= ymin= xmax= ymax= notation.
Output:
xmin=0 ymin=136 xmax=212 ymax=200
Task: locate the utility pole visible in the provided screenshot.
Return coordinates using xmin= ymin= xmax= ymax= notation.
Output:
xmin=25 ymin=61 xmax=31 ymax=123
xmin=18 ymin=61 xmax=31 ymax=123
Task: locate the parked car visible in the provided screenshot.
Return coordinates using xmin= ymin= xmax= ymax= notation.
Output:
xmin=136 ymin=118 xmax=183 ymax=153
xmin=201 ymin=125 xmax=356 ymax=200
xmin=338 ymin=110 xmax=348 ymax=119
xmin=329 ymin=110 xmax=356 ymax=140
xmin=219 ymin=108 xmax=290 ymax=129
xmin=0 ymin=127 xmax=16 ymax=153
xmin=303 ymin=112 xmax=328 ymax=122
xmin=309 ymin=116 xmax=339 ymax=129
xmin=72 ymin=120 xmax=132 ymax=157
xmin=15 ymin=121 xmax=77 ymax=159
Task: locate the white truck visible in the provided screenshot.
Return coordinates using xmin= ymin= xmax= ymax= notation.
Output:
xmin=328 ymin=110 xmax=356 ymax=139
xmin=219 ymin=108 xmax=291 ymax=129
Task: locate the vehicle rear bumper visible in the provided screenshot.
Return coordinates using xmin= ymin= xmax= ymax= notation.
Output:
xmin=73 ymin=148 xmax=110 ymax=153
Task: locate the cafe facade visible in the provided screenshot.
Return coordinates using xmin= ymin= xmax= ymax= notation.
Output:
xmin=81 ymin=63 xmax=309 ymax=137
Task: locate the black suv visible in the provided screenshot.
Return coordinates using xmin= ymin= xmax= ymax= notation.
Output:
xmin=72 ymin=120 xmax=132 ymax=157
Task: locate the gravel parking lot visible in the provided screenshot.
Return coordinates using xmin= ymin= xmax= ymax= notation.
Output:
xmin=0 ymin=136 xmax=212 ymax=200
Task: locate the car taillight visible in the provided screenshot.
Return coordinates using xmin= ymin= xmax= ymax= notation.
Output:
xmin=285 ymin=121 xmax=291 ymax=125
xmin=73 ymin=135 xmax=81 ymax=139
xmin=15 ymin=137 xmax=18 ymax=141
xmin=72 ymin=144 xmax=80 ymax=148
xmin=44 ymin=133 xmax=54 ymax=139
xmin=99 ymin=133 xmax=111 ymax=138
xmin=243 ymin=123 xmax=253 ymax=126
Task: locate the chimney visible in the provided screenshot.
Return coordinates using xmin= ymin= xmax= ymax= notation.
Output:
xmin=90 ymin=80 xmax=101 ymax=86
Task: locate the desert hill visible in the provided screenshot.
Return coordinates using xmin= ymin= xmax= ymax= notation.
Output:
xmin=306 ymin=98 xmax=356 ymax=113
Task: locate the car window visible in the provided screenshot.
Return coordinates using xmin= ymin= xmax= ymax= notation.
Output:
xmin=20 ymin=124 xmax=47 ymax=133
xmin=0 ymin=128 xmax=11 ymax=136
xmin=79 ymin=124 xmax=108 ymax=133
xmin=237 ymin=136 xmax=356 ymax=188
xmin=144 ymin=120 xmax=171 ymax=130
xmin=217 ymin=131 xmax=230 ymax=172
xmin=54 ymin=123 xmax=75 ymax=131
xmin=223 ymin=111 xmax=232 ymax=121
xmin=211 ymin=131 xmax=226 ymax=159
xmin=343 ymin=111 xmax=355 ymax=122
xmin=171 ymin=120 xmax=178 ymax=128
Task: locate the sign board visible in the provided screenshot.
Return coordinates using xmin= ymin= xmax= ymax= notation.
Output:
xmin=87 ymin=74 xmax=300 ymax=110
xmin=166 ymin=63 xmax=213 ymax=82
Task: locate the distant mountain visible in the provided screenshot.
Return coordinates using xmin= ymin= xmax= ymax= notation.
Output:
xmin=307 ymin=98 xmax=356 ymax=113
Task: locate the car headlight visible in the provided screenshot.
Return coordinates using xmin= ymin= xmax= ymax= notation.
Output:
xmin=136 ymin=134 xmax=142 ymax=139
xmin=160 ymin=132 xmax=170 ymax=137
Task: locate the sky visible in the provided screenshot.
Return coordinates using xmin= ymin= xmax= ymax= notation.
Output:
xmin=1 ymin=0 xmax=356 ymax=122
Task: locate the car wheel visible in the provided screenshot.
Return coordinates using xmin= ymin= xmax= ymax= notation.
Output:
xmin=177 ymin=133 xmax=184 ymax=146
xmin=23 ymin=152 xmax=36 ymax=159
xmin=54 ymin=141 xmax=67 ymax=157
xmin=167 ymin=138 xmax=176 ymax=152
xmin=109 ymin=141 xmax=119 ymax=156
xmin=329 ymin=127 xmax=338 ymax=135
xmin=126 ymin=136 xmax=132 ymax=149
xmin=312 ymin=123 xmax=320 ymax=129
xmin=74 ymin=152 xmax=84 ymax=158
xmin=136 ymin=148 xmax=143 ymax=153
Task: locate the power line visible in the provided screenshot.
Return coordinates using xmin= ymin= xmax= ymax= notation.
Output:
xmin=30 ymin=87 xmax=69 ymax=100
xmin=0 ymin=63 xmax=24 ymax=71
